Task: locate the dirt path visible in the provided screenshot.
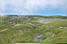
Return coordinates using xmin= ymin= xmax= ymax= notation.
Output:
xmin=0 ymin=28 xmax=8 ymax=32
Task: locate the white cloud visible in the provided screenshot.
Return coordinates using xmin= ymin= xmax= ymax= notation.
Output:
xmin=10 ymin=0 xmax=66 ymax=11
xmin=64 ymin=0 xmax=67 ymax=14
xmin=0 ymin=0 xmax=5 ymax=9
xmin=0 ymin=0 xmax=67 ymax=15
xmin=0 ymin=0 xmax=6 ymax=15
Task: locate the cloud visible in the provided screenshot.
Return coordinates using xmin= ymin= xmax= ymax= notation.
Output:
xmin=11 ymin=0 xmax=65 ymax=10
xmin=0 ymin=0 xmax=6 ymax=15
xmin=0 ymin=0 xmax=67 ymax=15
xmin=0 ymin=0 xmax=5 ymax=9
xmin=64 ymin=0 xmax=67 ymax=15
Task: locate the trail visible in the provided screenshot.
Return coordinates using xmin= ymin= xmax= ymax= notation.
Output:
xmin=0 ymin=28 xmax=8 ymax=32
xmin=0 ymin=24 xmax=21 ymax=32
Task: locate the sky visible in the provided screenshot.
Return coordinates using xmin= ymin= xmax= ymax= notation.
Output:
xmin=0 ymin=0 xmax=67 ymax=16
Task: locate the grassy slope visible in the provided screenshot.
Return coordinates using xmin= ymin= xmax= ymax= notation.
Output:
xmin=43 ymin=21 xmax=67 ymax=43
xmin=0 ymin=16 xmax=67 ymax=44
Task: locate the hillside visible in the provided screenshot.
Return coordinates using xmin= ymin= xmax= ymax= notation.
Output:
xmin=0 ymin=16 xmax=67 ymax=44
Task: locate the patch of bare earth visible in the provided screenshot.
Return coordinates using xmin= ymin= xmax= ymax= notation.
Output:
xmin=0 ymin=28 xmax=8 ymax=32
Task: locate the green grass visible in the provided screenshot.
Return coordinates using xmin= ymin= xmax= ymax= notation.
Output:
xmin=0 ymin=16 xmax=67 ymax=44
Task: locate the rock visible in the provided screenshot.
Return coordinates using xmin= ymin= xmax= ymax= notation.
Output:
xmin=59 ymin=27 xmax=64 ymax=29
xmin=14 ymin=24 xmax=21 ymax=27
xmin=34 ymin=35 xmax=44 ymax=42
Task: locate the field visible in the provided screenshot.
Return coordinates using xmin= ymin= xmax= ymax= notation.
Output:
xmin=0 ymin=15 xmax=67 ymax=44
